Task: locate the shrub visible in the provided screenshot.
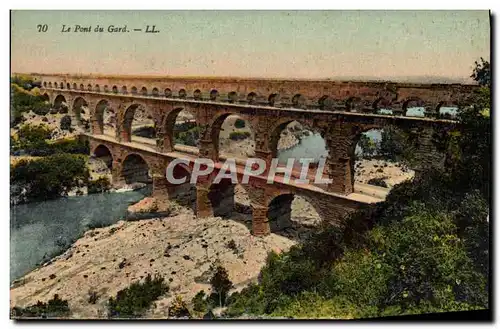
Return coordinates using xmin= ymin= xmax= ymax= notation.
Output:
xmin=209 ymin=262 xmax=233 ymax=308
xmin=132 ymin=126 xmax=156 ymax=138
xmin=108 ymin=274 xmax=168 ymax=318
xmin=168 ymin=296 xmax=191 ymax=318
xmin=192 ymin=290 xmax=208 ymax=314
xmin=60 ymin=115 xmax=72 ymax=131
xmin=229 ymin=131 xmax=251 ymax=141
xmin=367 ymin=177 xmax=388 ymax=188
xmin=88 ymin=177 xmax=111 ymax=194
xmin=11 ymin=294 xmax=70 ymax=318
xmin=234 ymin=118 xmax=246 ymax=129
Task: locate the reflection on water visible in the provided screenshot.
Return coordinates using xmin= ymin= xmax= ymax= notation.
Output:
xmin=10 ymin=187 xmax=150 ymax=281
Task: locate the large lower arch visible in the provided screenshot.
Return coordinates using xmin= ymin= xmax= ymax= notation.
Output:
xmin=164 ymin=162 xmax=196 ymax=209
xmin=120 ymin=153 xmax=152 ymax=185
xmin=53 ymin=94 xmax=67 ymax=111
xmin=92 ymin=144 xmax=113 ymax=171
xmin=208 ymin=178 xmax=235 ymax=218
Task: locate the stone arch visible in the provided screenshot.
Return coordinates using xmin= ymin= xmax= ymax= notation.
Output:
xmin=60 ymin=82 xmax=64 ymax=89
xmin=80 ymin=84 xmax=84 ymax=91
xmin=66 ymin=83 xmax=71 ymax=89
xmin=193 ymin=89 xmax=202 ymax=100
xmin=141 ymin=87 xmax=148 ymax=96
xmin=267 ymin=193 xmax=295 ymax=232
xmin=94 ymin=84 xmax=100 ymax=92
xmin=121 ymin=153 xmax=152 ymax=185
xmin=121 ymin=103 xmax=155 ymax=143
xmin=131 ymin=86 xmax=138 ymax=95
xmin=72 ymin=96 xmax=90 ymax=131
xmin=210 ymin=89 xmax=219 ymax=101
xmin=345 ymin=97 xmax=364 ymax=112
xmin=93 ymin=99 xmax=116 ymax=135
xmin=247 ymin=92 xmax=257 ymax=104
xmin=178 ymin=88 xmax=187 ymax=99
xmin=208 ymin=178 xmax=236 ymax=218
xmin=152 ymin=88 xmax=159 ymax=96
xmin=228 ymin=91 xmax=238 ymax=103
xmin=165 ymin=162 xmax=196 ymax=209
xmin=402 ymin=97 xmax=425 ymax=116
xmin=216 ymin=113 xmax=256 ymax=158
xmin=162 ymin=106 xmax=198 ymax=152
xmin=165 ymin=88 xmax=172 ymax=98
xmin=72 ymin=83 xmax=77 ymax=90
xmin=43 ymin=81 xmax=47 ymax=88
xmin=104 ymin=85 xmax=109 ymax=93
xmin=210 ymin=112 xmax=255 ymax=159
xmin=292 ymin=94 xmax=306 ymax=108
xmin=318 ymin=95 xmax=335 ymax=111
xmin=48 ymin=82 xmax=52 ymax=88
xmin=40 ymin=93 xmax=50 ymax=102
xmin=92 ymin=144 xmax=113 ymax=170
xmin=372 ymin=97 xmax=392 ymax=111
xmin=121 ymin=86 xmax=128 ymax=94
xmin=53 ymin=94 xmax=67 ymax=110
xmin=87 ymin=84 xmax=92 ymax=91
xmin=112 ymin=86 xmax=118 ymax=94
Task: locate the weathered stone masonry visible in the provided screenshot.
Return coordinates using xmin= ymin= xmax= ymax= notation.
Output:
xmin=36 ymin=74 xmax=476 ymax=236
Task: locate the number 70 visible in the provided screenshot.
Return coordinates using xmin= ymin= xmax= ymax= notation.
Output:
xmin=37 ymin=24 xmax=48 ymax=32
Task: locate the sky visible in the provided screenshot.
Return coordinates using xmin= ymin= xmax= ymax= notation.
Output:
xmin=10 ymin=10 xmax=490 ymax=81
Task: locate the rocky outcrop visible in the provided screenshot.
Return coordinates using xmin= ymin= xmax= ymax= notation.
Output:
xmin=126 ymin=197 xmax=175 ymax=220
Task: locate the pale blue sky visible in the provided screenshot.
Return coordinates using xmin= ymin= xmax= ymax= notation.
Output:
xmin=11 ymin=10 xmax=490 ymax=80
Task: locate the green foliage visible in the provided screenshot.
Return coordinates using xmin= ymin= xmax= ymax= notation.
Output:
xmin=17 ymin=124 xmax=52 ymax=152
xmin=470 ymin=57 xmax=490 ymax=87
xmin=88 ymin=176 xmax=111 ymax=194
xmin=367 ymin=177 xmax=388 ymax=188
xmin=11 ymin=294 xmax=70 ymax=318
xmin=108 ymin=274 xmax=169 ymax=318
xmin=11 ymin=154 xmax=89 ymax=202
xmin=210 ymin=262 xmax=233 ymax=308
xmin=191 ymin=290 xmax=208 ymax=314
xmin=358 ymin=134 xmax=379 ymax=158
xmin=174 ymin=124 xmax=199 ymax=147
xmin=168 ymin=295 xmax=191 ymax=318
xmin=132 ymin=125 xmax=156 ymax=138
xmin=60 ymin=115 xmax=72 ymax=131
xmin=379 ymin=126 xmax=415 ymax=163
xmin=234 ymin=118 xmax=246 ymax=129
xmin=229 ymin=131 xmax=251 ymax=141
xmin=11 ymin=81 xmax=50 ymax=126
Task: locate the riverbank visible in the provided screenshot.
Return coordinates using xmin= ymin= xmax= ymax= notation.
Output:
xmin=10 ymin=206 xmax=296 ymax=319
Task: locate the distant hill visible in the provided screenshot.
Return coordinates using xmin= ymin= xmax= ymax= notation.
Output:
xmin=330 ymin=75 xmax=475 ymax=84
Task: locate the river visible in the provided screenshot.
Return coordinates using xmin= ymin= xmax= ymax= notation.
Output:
xmin=10 ymin=187 xmax=151 ymax=281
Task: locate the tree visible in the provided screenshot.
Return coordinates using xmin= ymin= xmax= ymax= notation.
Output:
xmin=470 ymin=57 xmax=490 ymax=87
xmin=60 ymin=115 xmax=72 ymax=131
xmin=209 ymin=262 xmax=233 ymax=308
xmin=357 ymin=134 xmax=378 ymax=158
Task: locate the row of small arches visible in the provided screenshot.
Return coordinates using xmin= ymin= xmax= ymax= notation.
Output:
xmin=42 ymin=81 xmax=316 ymax=107
xmin=42 ymin=81 xmax=459 ymax=112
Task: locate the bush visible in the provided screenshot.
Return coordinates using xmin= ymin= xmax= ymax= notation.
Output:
xmin=367 ymin=177 xmax=388 ymax=188
xmin=132 ymin=126 xmax=156 ymax=138
xmin=234 ymin=118 xmax=246 ymax=129
xmin=229 ymin=131 xmax=251 ymax=141
xmin=174 ymin=125 xmax=199 ymax=147
xmin=108 ymin=274 xmax=168 ymax=318
xmin=209 ymin=262 xmax=233 ymax=308
xmin=60 ymin=115 xmax=72 ymax=131
xmin=11 ymin=294 xmax=70 ymax=318
xmin=88 ymin=177 xmax=111 ymax=194
xmin=11 ymin=154 xmax=89 ymax=202
xmin=168 ymin=296 xmax=191 ymax=318
xmin=191 ymin=290 xmax=208 ymax=314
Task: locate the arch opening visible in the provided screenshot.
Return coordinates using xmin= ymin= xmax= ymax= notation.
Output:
xmin=167 ymin=163 xmax=196 ymax=210
xmin=247 ymin=92 xmax=257 ymax=104
xmin=94 ymin=84 xmax=100 ymax=92
xmin=121 ymin=86 xmax=128 ymax=94
xmin=215 ymin=114 xmax=255 ymax=159
xmin=318 ymin=95 xmax=335 ymax=111
xmin=353 ymin=126 xmax=416 ymax=196
xmin=291 ymin=94 xmax=306 ymax=109
xmin=169 ymin=108 xmax=199 ymax=152
xmin=72 ymin=97 xmax=91 ymax=132
xmin=164 ymin=88 xmax=172 ymax=98
xmin=112 ymin=86 xmax=118 ymax=94
xmin=121 ymin=154 xmax=152 ymax=186
xmin=72 ymin=83 xmax=77 ymax=90
xmin=152 ymin=88 xmax=159 ymax=97
xmin=104 ymin=85 xmax=109 ymax=93
xmin=95 ymin=99 xmax=116 ymax=136
xmin=141 ymin=87 xmax=148 ymax=96
xmin=270 ymin=120 xmax=329 ymax=186
xmin=403 ymin=97 xmax=426 ymax=117
xmin=79 ymin=84 xmax=84 ymax=91
xmin=66 ymin=83 xmax=70 ymax=89
xmin=267 ymin=194 xmax=322 ymax=239
xmin=123 ymin=104 xmax=156 ymax=144
xmin=87 ymin=84 xmax=92 ymax=91
xmin=228 ymin=91 xmax=238 ymax=103
xmin=91 ymin=145 xmax=113 ymax=182
xmin=208 ymin=178 xmax=235 ymax=218
xmin=178 ymin=89 xmax=187 ymax=99
xmin=53 ymin=95 xmax=68 ymax=112
xmin=131 ymin=86 xmax=138 ymax=95
xmin=193 ymin=89 xmax=202 ymax=100
xmin=210 ymin=89 xmax=219 ymax=101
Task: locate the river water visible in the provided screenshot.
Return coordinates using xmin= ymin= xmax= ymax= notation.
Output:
xmin=10 ymin=187 xmax=151 ymax=281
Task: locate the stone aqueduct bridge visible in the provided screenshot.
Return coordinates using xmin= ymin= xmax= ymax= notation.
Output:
xmin=34 ymin=73 xmax=477 ymax=236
